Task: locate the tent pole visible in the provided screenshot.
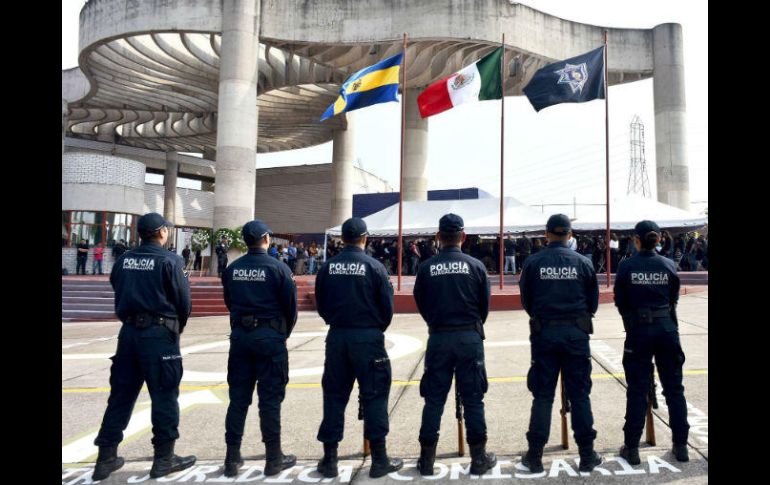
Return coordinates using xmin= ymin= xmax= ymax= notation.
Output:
xmin=323 ymin=231 xmax=328 ymax=263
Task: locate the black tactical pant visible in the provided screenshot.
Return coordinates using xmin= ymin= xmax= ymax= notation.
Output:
xmin=225 ymin=326 xmax=289 ymax=445
xmin=419 ymin=330 xmax=488 ymax=445
xmin=526 ymin=324 xmax=597 ymax=449
xmin=623 ymin=320 xmax=689 ymax=446
xmin=76 ymin=256 xmax=87 ymax=275
xmin=217 ymin=256 xmax=228 ymax=277
xmin=94 ymin=323 xmax=183 ymax=447
xmin=317 ymin=327 xmax=391 ymax=444
xmin=517 ymin=253 xmax=529 ymax=273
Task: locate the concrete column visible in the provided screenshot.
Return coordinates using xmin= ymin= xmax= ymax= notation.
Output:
xmin=203 ymin=147 xmax=217 ymax=162
xmin=403 ymin=88 xmax=429 ymax=201
xmin=164 ymin=156 xmax=179 ymax=247
xmin=212 ymin=0 xmax=260 ymax=273
xmin=202 ymin=149 xmax=216 ymax=192
xmin=653 ymin=23 xmax=690 ymax=211
xmin=62 ymin=99 xmax=68 ymax=155
xmin=329 ymin=113 xmax=356 ymax=228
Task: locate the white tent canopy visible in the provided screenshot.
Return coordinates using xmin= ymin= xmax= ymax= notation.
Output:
xmin=327 ymin=197 xmax=550 ymax=236
xmin=569 ymin=195 xmax=707 ymax=231
xmin=326 ymin=195 xmax=706 ymax=237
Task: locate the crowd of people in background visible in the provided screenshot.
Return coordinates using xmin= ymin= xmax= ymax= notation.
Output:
xmin=265 ymin=241 xmax=322 ymax=275
xmin=323 ymin=229 xmax=708 ymax=276
xmin=65 ymin=229 xmax=708 ymax=277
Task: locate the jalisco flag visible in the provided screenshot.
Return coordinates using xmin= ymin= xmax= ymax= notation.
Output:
xmin=417 ymin=47 xmax=503 ymax=118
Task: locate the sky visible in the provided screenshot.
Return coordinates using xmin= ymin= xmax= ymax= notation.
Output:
xmin=63 ymin=0 xmax=707 ymax=208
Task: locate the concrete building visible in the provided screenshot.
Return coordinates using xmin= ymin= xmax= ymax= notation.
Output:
xmin=61 ymin=142 xmax=391 ymax=273
xmin=63 ymin=0 xmax=691 ymax=272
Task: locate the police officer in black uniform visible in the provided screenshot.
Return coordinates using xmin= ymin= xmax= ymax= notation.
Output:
xmin=216 ymin=236 xmax=230 ymax=277
xmin=519 ymin=214 xmax=602 ymax=473
xmin=92 ymin=213 xmax=196 ymax=481
xmin=413 ymin=214 xmax=497 ymax=476
xmin=614 ymin=220 xmax=690 ymax=464
xmin=314 ymin=217 xmax=403 ymax=479
xmin=221 ymin=220 xmax=298 ymax=477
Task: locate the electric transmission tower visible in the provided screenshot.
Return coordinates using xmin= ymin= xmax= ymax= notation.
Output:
xmin=627 ymin=115 xmax=651 ymax=197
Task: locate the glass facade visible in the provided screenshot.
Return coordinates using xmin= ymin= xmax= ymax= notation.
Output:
xmin=62 ymin=211 xmax=137 ymax=247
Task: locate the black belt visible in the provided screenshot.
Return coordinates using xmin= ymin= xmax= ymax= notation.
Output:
xmin=634 ymin=307 xmax=672 ymax=323
xmin=532 ymin=314 xmax=593 ymax=334
xmin=124 ymin=314 xmax=176 ymax=327
xmin=540 ymin=318 xmax=579 ymax=326
xmin=649 ymin=308 xmax=672 ymax=318
xmin=428 ymin=323 xmax=478 ymax=334
xmin=621 ymin=306 xmax=672 ymax=331
xmin=328 ymin=324 xmax=382 ymax=330
xmin=231 ymin=315 xmax=285 ymax=334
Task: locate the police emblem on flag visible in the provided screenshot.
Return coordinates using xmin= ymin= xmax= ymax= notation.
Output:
xmin=554 ymin=62 xmax=589 ymax=93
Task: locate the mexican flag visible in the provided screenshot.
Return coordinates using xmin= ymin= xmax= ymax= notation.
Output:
xmin=417 ymin=47 xmax=503 ymax=118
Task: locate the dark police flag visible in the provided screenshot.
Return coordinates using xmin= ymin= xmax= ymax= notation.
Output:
xmin=523 ymin=46 xmax=605 ymax=112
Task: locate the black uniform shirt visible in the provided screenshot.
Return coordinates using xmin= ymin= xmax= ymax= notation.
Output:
xmin=413 ymin=246 xmax=490 ymax=328
xmin=110 ymin=241 xmax=192 ymax=329
xmin=222 ymin=248 xmax=298 ymax=335
xmin=519 ymin=241 xmax=599 ymax=319
xmin=315 ymin=245 xmax=394 ymax=330
xmin=614 ymin=249 xmax=680 ymax=314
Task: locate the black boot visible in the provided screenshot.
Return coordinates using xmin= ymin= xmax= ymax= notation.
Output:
xmin=369 ymin=440 xmax=403 ymax=478
xmin=521 ymin=448 xmax=543 ymax=473
xmin=469 ymin=440 xmax=497 ymax=476
xmin=578 ymin=444 xmax=603 ymax=473
xmin=416 ymin=439 xmax=438 ymax=476
xmin=316 ymin=442 xmax=339 ymax=478
xmin=672 ymin=444 xmax=689 ymax=462
xmin=223 ymin=444 xmax=244 ymax=478
xmin=264 ymin=440 xmax=297 ymax=476
xmin=92 ymin=445 xmax=125 ymax=481
xmin=149 ymin=441 xmax=197 ymax=478
xmin=619 ymin=445 xmax=640 ymax=465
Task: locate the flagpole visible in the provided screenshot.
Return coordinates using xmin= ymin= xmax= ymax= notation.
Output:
xmin=397 ymin=33 xmax=408 ymax=292
xmin=499 ymin=34 xmax=505 ymax=290
xmin=603 ymin=30 xmax=612 ymax=287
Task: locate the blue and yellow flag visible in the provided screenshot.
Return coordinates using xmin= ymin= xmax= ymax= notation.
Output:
xmin=320 ymin=52 xmax=403 ymax=122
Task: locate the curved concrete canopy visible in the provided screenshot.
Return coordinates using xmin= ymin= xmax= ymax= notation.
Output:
xmin=69 ymin=31 xmax=346 ymax=152
xmin=68 ymin=0 xmax=662 ymax=154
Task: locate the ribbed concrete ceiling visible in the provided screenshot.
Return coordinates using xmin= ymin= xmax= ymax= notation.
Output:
xmin=68 ymin=32 xmax=348 ymax=153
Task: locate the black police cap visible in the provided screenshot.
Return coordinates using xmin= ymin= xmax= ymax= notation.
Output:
xmin=546 ymin=214 xmax=571 ymax=235
xmin=438 ymin=213 xmax=464 ymax=233
xmin=341 ymin=217 xmax=368 ymax=239
xmin=634 ymin=220 xmax=661 ymax=239
xmin=242 ymin=220 xmax=273 ymax=245
xmin=137 ymin=212 xmax=174 ymax=235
